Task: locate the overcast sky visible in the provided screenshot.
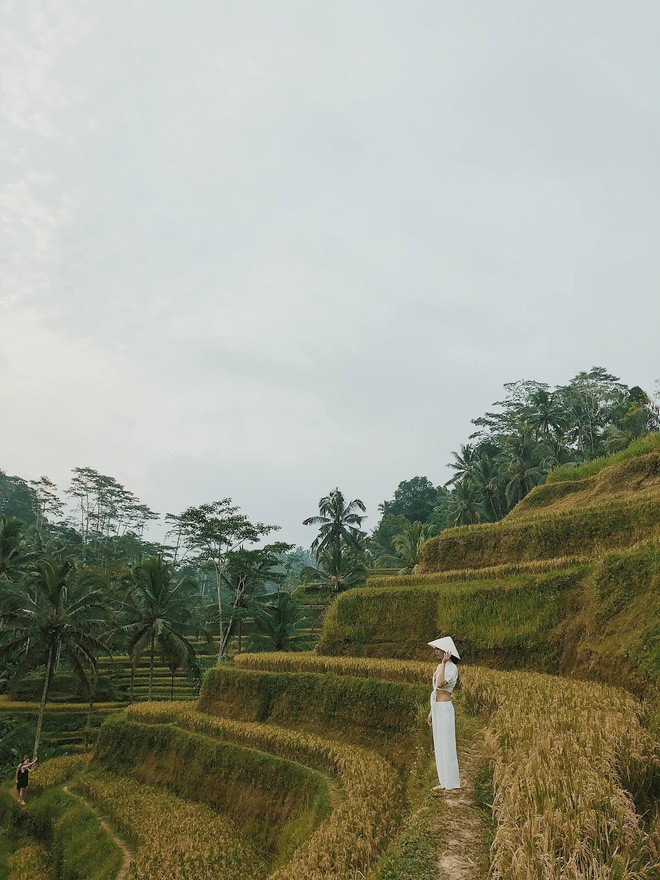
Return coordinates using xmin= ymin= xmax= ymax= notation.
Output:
xmin=1 ymin=1 xmax=659 ymax=547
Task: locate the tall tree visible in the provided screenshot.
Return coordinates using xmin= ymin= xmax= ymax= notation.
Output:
xmin=379 ymin=477 xmax=441 ymax=523
xmin=0 ymin=555 xmax=108 ymax=758
xmin=251 ymin=590 xmax=307 ymax=652
xmin=219 ymin=541 xmax=293 ymax=654
xmin=302 ymin=544 xmax=367 ymax=593
xmin=303 ymin=489 xmax=366 ymax=555
xmin=124 ymin=556 xmax=201 ymax=700
xmin=166 ymin=501 xmax=278 ymax=662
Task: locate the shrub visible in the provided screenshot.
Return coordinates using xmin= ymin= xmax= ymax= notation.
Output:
xmin=77 ymin=770 xmax=265 ymax=880
xmin=126 ymin=702 xmax=404 ymax=880
xmin=94 ymin=714 xmax=331 ymax=861
xmin=7 ymin=843 xmax=54 ymax=880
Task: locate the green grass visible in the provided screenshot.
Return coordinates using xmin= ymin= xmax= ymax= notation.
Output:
xmin=546 ymin=434 xmax=660 ymax=483
xmin=23 ymin=787 xmax=122 ymax=880
xmin=0 ymin=827 xmax=13 ymax=880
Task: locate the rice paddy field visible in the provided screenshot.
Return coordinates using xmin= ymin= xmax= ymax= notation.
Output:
xmin=1 ymin=448 xmax=659 ymax=879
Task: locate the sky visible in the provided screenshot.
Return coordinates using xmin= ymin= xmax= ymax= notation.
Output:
xmin=1 ymin=1 xmax=659 ymax=547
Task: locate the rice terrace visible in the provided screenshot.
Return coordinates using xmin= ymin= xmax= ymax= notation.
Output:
xmin=0 ymin=397 xmax=658 ymax=880
xmin=2 ymin=6 xmax=660 ymax=878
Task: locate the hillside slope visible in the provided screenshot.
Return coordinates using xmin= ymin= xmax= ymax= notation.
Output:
xmin=320 ymin=446 xmax=660 ymax=696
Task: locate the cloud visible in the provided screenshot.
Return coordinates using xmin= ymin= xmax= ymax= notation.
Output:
xmin=1 ymin=1 xmax=658 ymax=546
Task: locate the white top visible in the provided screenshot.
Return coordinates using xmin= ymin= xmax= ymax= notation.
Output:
xmin=432 ymin=660 xmax=459 ymax=695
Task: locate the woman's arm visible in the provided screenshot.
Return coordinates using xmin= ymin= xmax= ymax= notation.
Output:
xmin=434 ymin=651 xmax=451 ymax=689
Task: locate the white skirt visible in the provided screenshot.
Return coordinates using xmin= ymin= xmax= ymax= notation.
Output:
xmin=431 ymin=698 xmax=460 ymax=789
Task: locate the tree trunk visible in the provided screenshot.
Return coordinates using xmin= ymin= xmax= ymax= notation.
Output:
xmin=33 ymin=643 xmax=55 ymax=760
xmin=237 ymin=618 xmax=242 ymax=654
xmin=85 ymin=678 xmax=96 ymax=747
xmin=220 ymin=617 xmax=235 ymax=657
xmin=148 ymin=631 xmax=155 ymax=701
xmin=215 ymin=560 xmax=225 ymax=664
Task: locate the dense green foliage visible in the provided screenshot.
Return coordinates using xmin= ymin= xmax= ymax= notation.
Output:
xmin=370 ymin=368 xmax=659 ymax=565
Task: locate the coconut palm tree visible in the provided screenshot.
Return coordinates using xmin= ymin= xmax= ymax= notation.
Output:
xmin=377 ymin=521 xmax=428 ymax=574
xmin=0 ymin=515 xmax=31 ymax=580
xmin=124 ymin=556 xmax=201 ymax=701
xmin=445 ymin=444 xmax=479 ymax=487
xmin=302 ymin=544 xmax=366 ymax=593
xmin=444 ymin=481 xmax=486 ymax=526
xmin=303 ymin=489 xmax=366 ymax=555
xmin=0 ymin=555 xmax=109 ymax=758
xmin=501 ymin=426 xmax=550 ymax=508
xmin=250 ymin=590 xmax=307 ymax=651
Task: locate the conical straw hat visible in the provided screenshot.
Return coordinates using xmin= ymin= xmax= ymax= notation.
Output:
xmin=427 ymin=636 xmax=460 ymax=659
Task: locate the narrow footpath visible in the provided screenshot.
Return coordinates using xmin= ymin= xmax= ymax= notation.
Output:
xmin=62 ymin=785 xmax=132 ymax=880
xmin=437 ymin=728 xmax=492 ymax=880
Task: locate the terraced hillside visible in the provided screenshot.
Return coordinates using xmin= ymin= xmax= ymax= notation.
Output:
xmin=1 ymin=444 xmax=658 ymax=879
xmin=320 ymin=446 xmax=660 ymax=697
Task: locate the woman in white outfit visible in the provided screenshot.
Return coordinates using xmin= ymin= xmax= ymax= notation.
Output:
xmin=426 ymin=636 xmax=461 ymax=791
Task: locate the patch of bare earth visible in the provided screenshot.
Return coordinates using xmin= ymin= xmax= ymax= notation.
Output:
xmin=436 ymin=728 xmax=491 ymax=880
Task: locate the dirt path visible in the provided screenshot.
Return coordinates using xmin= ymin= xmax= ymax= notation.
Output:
xmin=436 ymin=727 xmax=492 ymax=880
xmin=62 ymin=785 xmax=132 ymax=880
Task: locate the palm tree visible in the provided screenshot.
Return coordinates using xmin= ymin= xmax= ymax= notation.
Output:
xmin=302 ymin=544 xmax=366 ymax=593
xmin=251 ymin=590 xmax=307 ymax=651
xmin=445 ymin=444 xmax=479 ymax=487
xmin=470 ymin=456 xmax=507 ymax=521
xmin=501 ymin=426 xmax=549 ymax=508
xmin=0 ymin=515 xmax=31 ymax=580
xmin=303 ymin=489 xmax=366 ymax=555
xmin=377 ymin=521 xmax=428 ymax=574
xmin=528 ymin=389 xmax=565 ymax=441
xmin=0 ymin=555 xmax=109 ymax=758
xmin=124 ymin=556 xmax=200 ymax=701
xmin=444 ymin=481 xmax=486 ymax=526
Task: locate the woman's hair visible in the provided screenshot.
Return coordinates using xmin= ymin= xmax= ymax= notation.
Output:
xmin=452 ymin=656 xmax=462 ymax=690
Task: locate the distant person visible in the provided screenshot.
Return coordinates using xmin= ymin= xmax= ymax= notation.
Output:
xmin=426 ymin=636 xmax=461 ymax=791
xmin=15 ymin=755 xmax=38 ymax=805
